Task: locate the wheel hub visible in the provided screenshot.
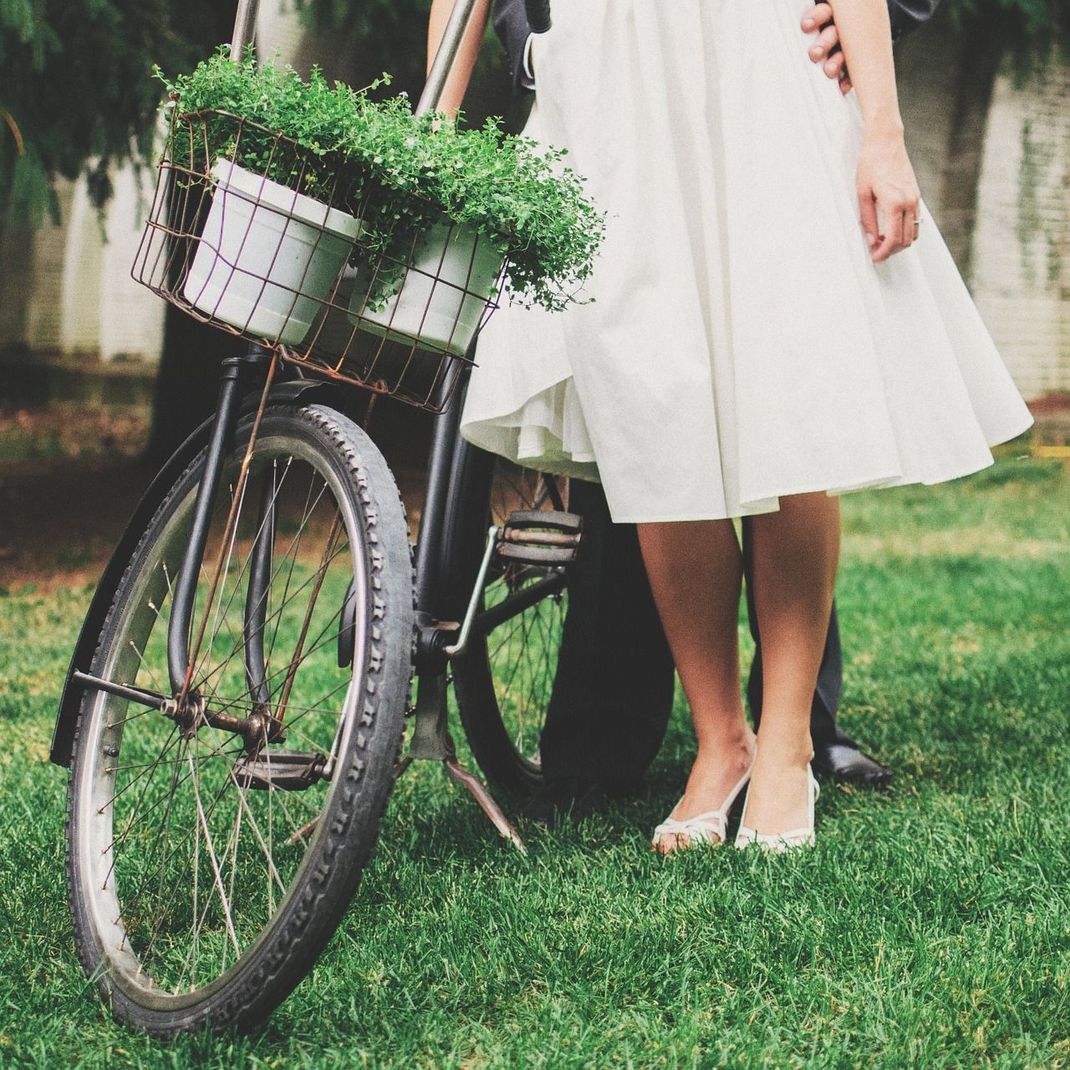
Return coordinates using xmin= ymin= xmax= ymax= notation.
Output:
xmin=161 ymin=693 xmax=287 ymax=752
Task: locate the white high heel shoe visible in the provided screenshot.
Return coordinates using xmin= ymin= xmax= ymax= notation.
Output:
xmin=651 ymin=761 xmax=755 ymax=851
xmin=735 ymin=764 xmax=819 ymax=853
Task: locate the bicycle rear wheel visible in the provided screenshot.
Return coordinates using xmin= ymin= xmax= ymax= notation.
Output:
xmin=66 ymin=403 xmax=413 ymax=1034
xmin=449 ymin=454 xmax=570 ymax=794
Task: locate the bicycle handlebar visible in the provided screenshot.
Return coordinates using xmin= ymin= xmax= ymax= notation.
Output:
xmin=524 ymin=0 xmax=551 ymax=34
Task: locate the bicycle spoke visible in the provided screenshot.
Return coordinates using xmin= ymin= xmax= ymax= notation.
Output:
xmin=275 ymin=511 xmax=341 ymax=724
xmin=188 ymin=457 xmax=298 ymax=694
xmin=135 ymin=760 xmax=238 ymax=971
xmin=189 ymin=751 xmax=240 ymax=959
xmin=191 ymin=535 xmax=348 ymax=702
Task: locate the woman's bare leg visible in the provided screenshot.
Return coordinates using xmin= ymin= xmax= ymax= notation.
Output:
xmin=637 ymin=519 xmax=756 ymax=852
xmin=744 ymin=492 xmax=840 ymax=834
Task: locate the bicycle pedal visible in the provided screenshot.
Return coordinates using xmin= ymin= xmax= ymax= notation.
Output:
xmin=233 ymin=750 xmax=327 ymax=791
xmin=498 ymin=510 xmax=583 ymax=565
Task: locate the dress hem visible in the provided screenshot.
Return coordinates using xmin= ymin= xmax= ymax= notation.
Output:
xmin=607 ymin=452 xmax=1016 ymax=524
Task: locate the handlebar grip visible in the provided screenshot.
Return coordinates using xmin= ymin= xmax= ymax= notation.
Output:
xmin=524 ymin=0 xmax=551 ymax=34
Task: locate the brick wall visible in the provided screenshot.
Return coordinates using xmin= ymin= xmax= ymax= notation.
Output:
xmin=970 ymin=59 xmax=1069 ymax=401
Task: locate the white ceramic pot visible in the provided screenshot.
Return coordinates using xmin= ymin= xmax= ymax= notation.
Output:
xmin=183 ymin=160 xmax=360 ymax=346
xmin=348 ymin=219 xmax=505 ymax=356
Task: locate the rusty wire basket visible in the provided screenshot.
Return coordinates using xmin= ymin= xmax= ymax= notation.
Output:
xmin=132 ymin=107 xmax=509 ymax=412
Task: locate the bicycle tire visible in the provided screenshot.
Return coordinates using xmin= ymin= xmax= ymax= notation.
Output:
xmin=66 ymin=403 xmax=413 ymax=1035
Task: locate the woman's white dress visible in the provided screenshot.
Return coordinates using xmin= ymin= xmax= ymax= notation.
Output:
xmin=460 ymin=0 xmax=1035 ymax=522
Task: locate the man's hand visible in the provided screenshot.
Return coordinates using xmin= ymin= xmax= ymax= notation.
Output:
xmin=801 ymin=3 xmax=853 ymax=95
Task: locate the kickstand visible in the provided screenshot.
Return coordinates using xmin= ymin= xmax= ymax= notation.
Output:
xmin=396 ymin=673 xmax=526 ymax=853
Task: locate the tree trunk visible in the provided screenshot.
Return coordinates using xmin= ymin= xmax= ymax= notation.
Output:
xmin=143 ymin=3 xmax=248 ymax=463
xmin=940 ymin=29 xmax=1004 ymax=282
xmin=143 ymin=307 xmax=245 ymax=463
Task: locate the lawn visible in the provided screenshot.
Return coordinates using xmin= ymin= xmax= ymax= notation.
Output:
xmin=1 ymin=450 xmax=1068 ymax=1068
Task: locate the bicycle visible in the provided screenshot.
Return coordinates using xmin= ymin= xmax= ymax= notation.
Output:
xmin=48 ymin=0 xmax=581 ymax=1035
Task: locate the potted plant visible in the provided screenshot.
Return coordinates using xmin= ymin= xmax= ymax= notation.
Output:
xmin=156 ymin=51 xmax=605 ymax=355
xmin=347 ymin=214 xmax=506 ymax=356
xmin=339 ymin=100 xmax=605 ymax=355
xmin=158 ymin=53 xmax=365 ymax=346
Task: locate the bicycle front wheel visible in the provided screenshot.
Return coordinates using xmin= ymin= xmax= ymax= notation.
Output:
xmin=66 ymin=403 xmax=413 ymax=1034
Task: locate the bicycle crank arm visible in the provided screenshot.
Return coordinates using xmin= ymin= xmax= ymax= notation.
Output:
xmin=442 ymin=525 xmax=499 ymax=658
xmin=441 ymin=508 xmax=581 ymax=659
xmin=470 ymin=570 xmax=567 ymax=636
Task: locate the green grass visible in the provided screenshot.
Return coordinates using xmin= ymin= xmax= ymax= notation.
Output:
xmin=2 ymin=453 xmax=1069 ymax=1068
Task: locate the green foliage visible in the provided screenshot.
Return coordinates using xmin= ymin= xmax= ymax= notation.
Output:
xmin=946 ymin=0 xmax=1068 ymax=68
xmin=154 ymin=49 xmax=384 ymax=205
xmin=0 ymin=0 xmax=228 ymax=224
xmin=161 ymin=50 xmax=605 ymax=312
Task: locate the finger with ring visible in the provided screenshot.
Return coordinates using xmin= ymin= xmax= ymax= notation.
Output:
xmin=902 ymin=203 xmax=918 ymax=247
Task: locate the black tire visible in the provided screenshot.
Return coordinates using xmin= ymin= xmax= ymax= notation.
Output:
xmin=446 ymin=448 xmax=570 ymax=795
xmin=66 ymin=404 xmax=413 ymax=1035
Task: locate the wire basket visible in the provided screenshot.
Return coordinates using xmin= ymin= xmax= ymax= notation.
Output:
xmin=132 ymin=107 xmax=509 ymax=413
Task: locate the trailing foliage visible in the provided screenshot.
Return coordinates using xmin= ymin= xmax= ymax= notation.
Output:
xmin=154 ymin=49 xmax=380 ymax=205
xmin=947 ymin=0 xmax=1068 ymax=68
xmin=159 ymin=50 xmax=605 ymax=312
xmin=0 ymin=0 xmax=228 ymax=224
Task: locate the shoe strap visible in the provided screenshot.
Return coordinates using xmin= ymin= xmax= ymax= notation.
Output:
xmin=759 ymin=827 xmax=814 ymax=844
xmin=652 ymin=811 xmax=728 ymax=841
xmin=653 ymin=763 xmax=753 ymax=840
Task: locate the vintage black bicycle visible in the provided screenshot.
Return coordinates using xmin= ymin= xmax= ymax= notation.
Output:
xmin=48 ymin=0 xmax=576 ymax=1035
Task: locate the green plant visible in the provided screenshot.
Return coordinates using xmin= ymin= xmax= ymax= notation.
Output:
xmin=154 ymin=49 xmax=376 ymax=204
xmin=0 ymin=0 xmax=229 ymax=224
xmin=158 ymin=49 xmax=605 ymax=313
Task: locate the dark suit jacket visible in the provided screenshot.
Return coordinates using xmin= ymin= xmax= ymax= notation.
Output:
xmin=493 ymin=0 xmax=941 ymax=98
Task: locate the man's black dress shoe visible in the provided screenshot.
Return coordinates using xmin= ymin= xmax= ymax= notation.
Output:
xmin=812 ymin=732 xmax=892 ymax=787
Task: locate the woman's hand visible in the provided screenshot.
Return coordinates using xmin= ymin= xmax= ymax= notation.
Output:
xmin=824 ymin=0 xmax=919 ymax=261
xmin=856 ymin=126 xmax=921 ymax=262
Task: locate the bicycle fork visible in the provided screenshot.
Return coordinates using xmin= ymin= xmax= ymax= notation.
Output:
xmin=73 ymin=346 xmax=279 ymax=747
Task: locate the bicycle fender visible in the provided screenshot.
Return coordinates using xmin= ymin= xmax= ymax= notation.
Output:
xmin=49 ymin=377 xmax=346 ymax=767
